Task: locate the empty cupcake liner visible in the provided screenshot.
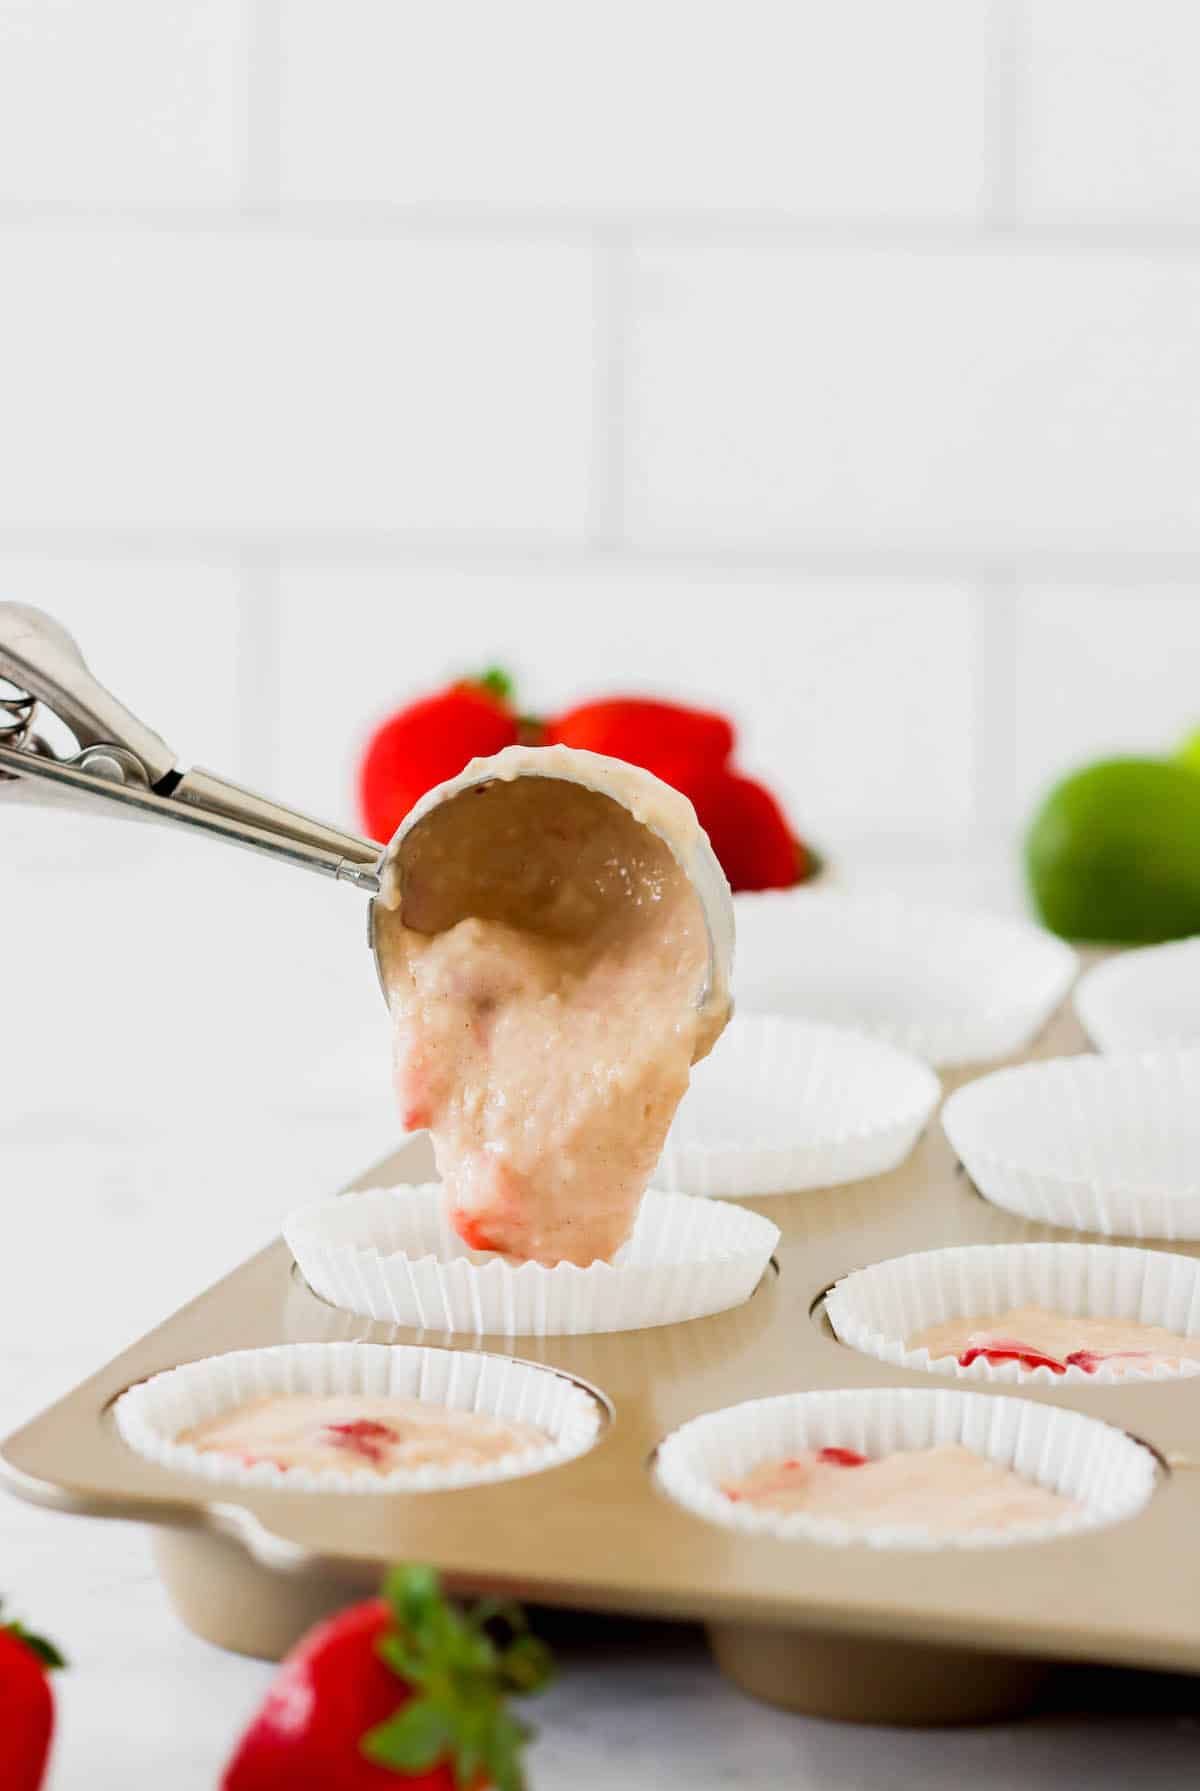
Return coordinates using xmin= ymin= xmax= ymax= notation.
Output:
xmin=284 ymin=1185 xmax=780 ymax=1336
xmin=655 ymin=1014 xmax=940 ymax=1197
xmin=114 ymin=1341 xmax=603 ymax=1494
xmin=655 ymin=1386 xmax=1156 ymax=1550
xmin=732 ymin=889 xmax=1077 ymax=1068
xmin=826 ymin=1242 xmax=1200 ymax=1385
xmin=1075 ymin=941 xmax=1200 ymax=1054
xmin=942 ymin=1052 xmax=1200 ymax=1239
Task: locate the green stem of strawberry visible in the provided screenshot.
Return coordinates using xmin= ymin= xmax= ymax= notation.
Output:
xmin=466 ymin=668 xmax=545 ymax=743
xmin=474 ymin=667 xmax=514 ymax=704
xmin=1 ymin=1603 xmax=66 ymax=1672
xmin=362 ymin=1567 xmax=552 ymax=1791
xmin=798 ymin=838 xmax=824 ymax=882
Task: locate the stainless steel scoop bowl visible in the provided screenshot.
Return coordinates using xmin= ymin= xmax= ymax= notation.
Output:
xmin=0 ymin=604 xmax=733 ymax=1010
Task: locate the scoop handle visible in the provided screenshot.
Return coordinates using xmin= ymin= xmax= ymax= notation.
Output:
xmin=0 ymin=602 xmax=383 ymax=888
xmin=0 ymin=602 xmax=177 ymax=784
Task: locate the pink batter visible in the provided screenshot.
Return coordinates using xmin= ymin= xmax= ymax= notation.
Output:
xmin=375 ymin=749 xmax=728 ymax=1268
xmin=722 ymin=1444 xmax=1080 ymax=1535
xmin=908 ymin=1305 xmax=1200 ymax=1378
xmin=178 ymin=1393 xmax=548 ymax=1478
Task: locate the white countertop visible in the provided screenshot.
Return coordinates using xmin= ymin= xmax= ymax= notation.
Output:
xmin=2 ymin=821 xmax=1197 ymax=1789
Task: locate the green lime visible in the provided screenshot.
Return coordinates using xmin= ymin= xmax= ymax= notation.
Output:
xmin=1174 ymin=727 xmax=1200 ymax=775
xmin=1025 ymin=757 xmax=1200 ymax=944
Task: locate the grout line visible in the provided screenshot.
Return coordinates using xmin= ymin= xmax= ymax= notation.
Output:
xmin=971 ymin=573 xmax=1021 ymax=845
xmin=982 ymin=0 xmax=1026 ymax=232
xmin=587 ymin=225 xmax=634 ymax=550
xmin=5 ymin=199 xmax=1200 ymax=263
xmin=4 ymin=530 xmax=1200 ymax=586
xmin=241 ymin=0 xmax=282 ymax=217
xmin=233 ymin=550 xmax=282 ymax=786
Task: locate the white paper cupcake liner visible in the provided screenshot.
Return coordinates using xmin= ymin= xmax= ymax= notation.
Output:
xmin=732 ymin=889 xmax=1077 ymax=1068
xmin=655 ymin=1386 xmax=1156 ymax=1550
xmin=284 ymin=1186 xmax=780 ymax=1336
xmin=826 ymin=1243 xmax=1200 ymax=1385
xmin=655 ymin=1014 xmax=939 ymax=1197
xmin=942 ymin=1052 xmax=1200 ymax=1239
xmin=114 ymin=1342 xmax=603 ymax=1494
xmin=1075 ymin=941 xmax=1200 ymax=1054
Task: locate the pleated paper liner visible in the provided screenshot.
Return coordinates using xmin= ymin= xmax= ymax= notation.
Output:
xmin=654 ymin=1386 xmax=1156 ymax=1550
xmin=284 ymin=1185 xmax=780 ymax=1336
xmin=656 ymin=1013 xmax=939 ymax=1197
xmin=115 ymin=1341 xmax=603 ymax=1494
xmin=942 ymin=1051 xmax=1200 ymax=1239
xmin=1075 ymin=941 xmax=1200 ymax=1054
xmin=732 ymin=888 xmax=1077 ymax=1068
xmin=826 ymin=1242 xmax=1200 ymax=1385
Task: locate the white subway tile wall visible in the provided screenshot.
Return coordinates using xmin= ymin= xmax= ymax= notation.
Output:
xmin=0 ymin=229 xmax=596 ymax=534
xmin=1012 ymin=587 xmax=1200 ymax=823
xmin=278 ymin=0 xmax=990 ymax=216
xmin=0 ymin=0 xmax=1197 ymax=888
xmin=628 ymin=240 xmax=1200 ymax=552
xmin=0 ymin=1 xmax=249 ymax=207
xmin=1024 ymin=0 xmax=1200 ymax=222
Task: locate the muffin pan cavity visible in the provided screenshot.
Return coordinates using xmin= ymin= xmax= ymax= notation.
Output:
xmin=826 ymin=1243 xmax=1200 ymax=1386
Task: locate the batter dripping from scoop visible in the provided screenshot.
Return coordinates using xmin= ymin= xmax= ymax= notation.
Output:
xmin=374 ymin=747 xmax=729 ymax=1268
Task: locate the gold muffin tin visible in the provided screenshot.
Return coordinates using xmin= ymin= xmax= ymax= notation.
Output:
xmin=4 ymin=995 xmax=1200 ymax=1726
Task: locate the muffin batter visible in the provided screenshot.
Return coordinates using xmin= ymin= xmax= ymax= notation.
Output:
xmin=178 ymin=1394 xmax=549 ymax=1477
xmin=375 ymin=747 xmax=729 ymax=1268
xmin=722 ymin=1443 xmax=1080 ymax=1535
xmin=908 ymin=1305 xmax=1200 ymax=1377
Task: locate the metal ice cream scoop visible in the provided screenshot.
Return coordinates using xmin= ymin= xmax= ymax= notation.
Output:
xmin=0 ymin=604 xmax=733 ymax=1011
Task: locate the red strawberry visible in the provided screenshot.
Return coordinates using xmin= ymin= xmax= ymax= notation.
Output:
xmin=545 ymin=697 xmax=815 ymax=891
xmin=957 ymin=1339 xmax=1068 ymax=1375
xmin=0 ymin=1603 xmax=65 ymax=1791
xmin=222 ymin=1566 xmax=551 ymax=1791
xmin=545 ymin=697 xmax=734 ymax=784
xmin=324 ymin=1420 xmax=400 ymax=1466
xmin=359 ymin=673 xmax=519 ymax=845
xmin=690 ymin=770 xmax=805 ymax=893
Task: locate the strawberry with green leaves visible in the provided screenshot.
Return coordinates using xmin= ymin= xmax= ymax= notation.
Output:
xmin=359 ymin=672 xmax=519 ymax=845
xmin=359 ymin=674 xmax=818 ymax=892
xmin=222 ymin=1566 xmax=551 ymax=1791
xmin=0 ymin=1600 xmax=65 ymax=1791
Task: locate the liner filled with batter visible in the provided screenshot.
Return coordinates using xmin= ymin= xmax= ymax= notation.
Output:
xmin=114 ymin=1342 xmax=603 ymax=1493
xmin=655 ymin=1386 xmax=1156 ymax=1549
xmin=827 ymin=1242 xmax=1200 ymax=1386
